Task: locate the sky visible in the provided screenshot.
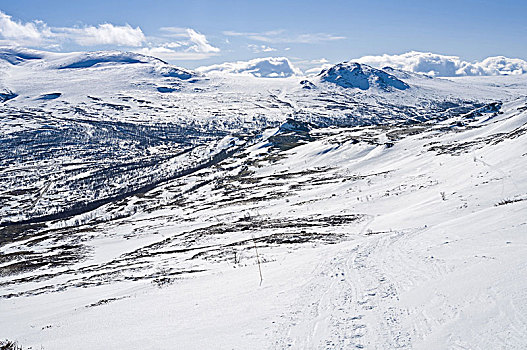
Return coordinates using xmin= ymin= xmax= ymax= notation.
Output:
xmin=1 ymin=0 xmax=526 ymax=70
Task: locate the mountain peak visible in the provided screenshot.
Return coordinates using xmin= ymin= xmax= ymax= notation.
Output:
xmin=318 ymin=61 xmax=410 ymax=91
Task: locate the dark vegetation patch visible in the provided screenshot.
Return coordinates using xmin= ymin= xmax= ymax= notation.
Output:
xmin=495 ymin=197 xmax=526 ymax=206
xmin=0 ymin=243 xmax=86 ymax=277
xmin=428 ymin=126 xmax=527 ymax=155
xmin=0 ymin=340 xmax=22 ymax=350
xmin=85 ymin=296 xmax=130 ymax=308
xmin=0 ymin=91 xmax=17 ymax=103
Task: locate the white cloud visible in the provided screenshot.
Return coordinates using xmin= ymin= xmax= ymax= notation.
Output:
xmin=305 ymin=65 xmax=332 ymax=75
xmin=197 ymin=57 xmax=303 ymax=78
xmin=0 ymin=11 xmax=218 ymax=61
xmin=248 ymin=44 xmax=277 ymax=53
xmin=223 ymin=29 xmax=284 ymax=38
xmin=311 ymin=58 xmax=329 ymax=64
xmin=165 ymin=42 xmax=182 ymax=48
xmin=58 ymin=24 xmax=146 ymax=47
xmin=135 ymin=28 xmax=220 ymax=61
xmin=460 ymin=56 xmax=527 ymax=76
xmin=159 ymin=27 xmax=191 ymax=38
xmin=223 ymin=30 xmax=345 ymax=44
xmin=0 ymin=11 xmax=53 ymax=46
xmin=289 ymin=58 xmax=332 ymax=76
xmin=355 ymin=51 xmax=527 ymax=77
xmin=0 ymin=10 xmax=145 ymax=47
xmin=186 ymin=28 xmax=220 ymax=53
xmin=157 ymin=27 xmax=220 ymax=53
xmin=135 ymin=46 xmax=217 ymax=61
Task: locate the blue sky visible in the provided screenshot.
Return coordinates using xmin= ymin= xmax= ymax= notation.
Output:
xmin=1 ymin=0 xmax=526 ymax=69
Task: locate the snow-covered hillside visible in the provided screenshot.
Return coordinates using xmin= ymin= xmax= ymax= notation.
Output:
xmin=1 ymin=48 xmax=527 ymax=350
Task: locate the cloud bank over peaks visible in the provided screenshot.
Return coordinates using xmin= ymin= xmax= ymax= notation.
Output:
xmin=355 ymin=51 xmax=527 ymax=77
xmin=58 ymin=24 xmax=145 ymax=47
xmin=185 ymin=29 xmax=220 ymax=54
xmin=0 ymin=11 xmax=219 ymax=61
xmin=197 ymin=57 xmax=303 ymax=78
xmin=248 ymin=44 xmax=277 ymax=53
xmin=0 ymin=11 xmax=53 ymax=46
xmin=137 ymin=28 xmax=220 ymax=61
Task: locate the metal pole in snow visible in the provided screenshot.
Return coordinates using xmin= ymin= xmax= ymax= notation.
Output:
xmin=253 ymin=239 xmax=263 ymax=286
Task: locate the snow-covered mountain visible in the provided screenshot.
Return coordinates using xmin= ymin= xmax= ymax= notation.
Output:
xmin=0 ymin=47 xmax=201 ymax=114
xmin=197 ymin=56 xmax=302 ymax=77
xmin=0 ymin=47 xmax=196 ymax=91
xmin=0 ymin=47 xmax=164 ymax=68
xmin=317 ymin=61 xmax=410 ymax=90
xmin=1 ymin=47 xmax=527 ymax=350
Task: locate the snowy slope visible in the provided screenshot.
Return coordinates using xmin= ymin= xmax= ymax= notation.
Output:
xmin=1 ymin=48 xmax=527 ymax=350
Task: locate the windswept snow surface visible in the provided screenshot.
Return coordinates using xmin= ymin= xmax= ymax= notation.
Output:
xmin=1 ymin=48 xmax=527 ymax=350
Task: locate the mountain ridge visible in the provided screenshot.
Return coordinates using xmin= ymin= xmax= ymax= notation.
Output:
xmin=317 ymin=61 xmax=410 ymax=91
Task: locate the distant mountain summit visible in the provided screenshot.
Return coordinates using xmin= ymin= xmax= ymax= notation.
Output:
xmin=54 ymin=51 xmax=161 ymax=69
xmin=197 ymin=57 xmax=303 ymax=78
xmin=318 ymin=62 xmax=410 ymax=91
xmin=0 ymin=47 xmax=195 ymax=80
